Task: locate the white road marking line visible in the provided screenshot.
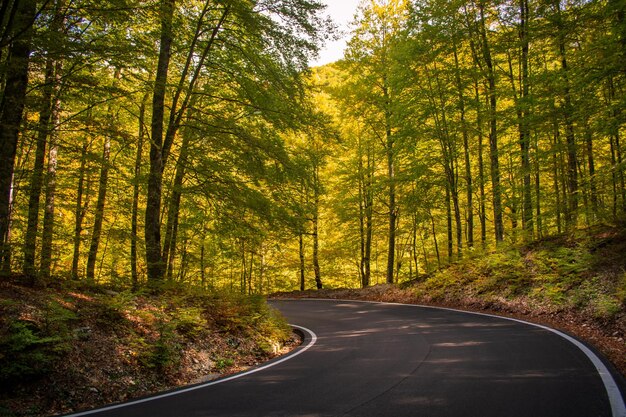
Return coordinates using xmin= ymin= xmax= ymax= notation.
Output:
xmin=289 ymin=298 xmax=626 ymax=417
xmin=64 ymin=324 xmax=317 ymax=417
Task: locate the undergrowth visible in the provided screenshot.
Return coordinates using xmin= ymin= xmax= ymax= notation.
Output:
xmin=412 ymin=225 xmax=626 ymax=319
xmin=0 ymin=282 xmax=292 ymax=392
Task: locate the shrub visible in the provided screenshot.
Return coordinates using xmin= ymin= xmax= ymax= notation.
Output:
xmin=0 ymin=320 xmax=69 ymax=384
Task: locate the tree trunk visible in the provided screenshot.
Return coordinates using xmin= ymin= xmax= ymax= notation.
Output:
xmin=23 ymin=58 xmax=54 ymax=280
xmin=86 ymin=69 xmax=119 ymax=282
xmin=519 ymin=0 xmax=533 ymax=240
xmin=453 ymin=42 xmax=473 ymax=249
xmin=554 ymin=0 xmax=578 ymax=228
xmin=145 ymin=0 xmax=175 ymax=284
xmin=446 ymin=182 xmax=453 ymax=262
xmin=429 ymin=208 xmax=441 ymax=269
xmin=358 ymin=145 xmax=366 ymax=288
xmin=533 ymin=131 xmax=543 ymax=238
xmin=607 ymin=77 xmax=626 ymax=213
xmin=299 ymin=233 xmax=305 ymax=291
xmin=131 ymin=94 xmax=148 ymax=289
xmin=163 ymin=108 xmax=194 ymax=280
xmin=39 ymin=58 xmax=63 ymax=282
xmin=313 ymin=167 xmax=322 ymax=290
xmin=200 ymin=239 xmax=206 ymax=288
xmin=583 ymin=121 xmax=598 ymax=220
xmin=385 ymin=81 xmax=396 ymax=284
xmin=552 ymin=111 xmax=563 ymax=233
xmin=71 ymin=138 xmax=90 ymax=280
xmin=479 ymin=2 xmax=504 ymax=243
xmin=0 ymin=0 xmax=35 ymax=275
xmin=475 ymin=80 xmax=487 ymax=246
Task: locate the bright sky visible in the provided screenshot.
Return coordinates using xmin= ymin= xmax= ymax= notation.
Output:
xmin=311 ymin=0 xmax=361 ymax=67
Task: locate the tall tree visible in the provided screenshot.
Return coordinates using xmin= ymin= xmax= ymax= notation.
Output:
xmin=0 ymin=0 xmax=36 ymax=274
xmin=145 ymin=0 xmax=175 ymax=284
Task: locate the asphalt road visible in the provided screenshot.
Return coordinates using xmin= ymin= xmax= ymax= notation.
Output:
xmin=67 ymin=299 xmax=626 ymax=417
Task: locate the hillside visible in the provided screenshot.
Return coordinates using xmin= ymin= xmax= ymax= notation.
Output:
xmin=275 ymin=225 xmax=626 ymax=377
xmin=0 ymin=283 xmax=298 ymax=417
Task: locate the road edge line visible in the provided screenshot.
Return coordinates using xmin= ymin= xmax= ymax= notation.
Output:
xmin=63 ymin=324 xmax=317 ymax=417
xmin=281 ymin=297 xmax=625 ymax=417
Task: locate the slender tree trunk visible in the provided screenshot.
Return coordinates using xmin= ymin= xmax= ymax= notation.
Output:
xmin=533 ymin=131 xmax=543 ymax=238
xmin=607 ymin=78 xmax=626 ymax=212
xmin=419 ymin=224 xmax=430 ymax=273
xmin=365 ymin=137 xmax=373 ymax=287
xmin=553 ymin=124 xmax=563 ymax=233
xmin=453 ymin=43 xmax=473 ymax=248
xmin=583 ymin=121 xmax=598 ymax=220
xmin=163 ymin=143 xmax=188 ymax=280
xmin=85 ymin=133 xmax=111 ymax=282
xmin=86 ymin=69 xmax=119 ymax=282
xmin=519 ymin=0 xmax=533 ymax=240
xmin=23 ymin=59 xmax=54 ymax=280
xmin=40 ymin=128 xmax=59 ymax=281
xmin=429 ymin=208 xmax=441 ymax=269
xmin=299 ymin=233 xmax=305 ymax=291
xmin=240 ymin=239 xmax=246 ymax=294
xmin=384 ymin=83 xmax=396 ymax=284
xmin=163 ymin=102 xmax=197 ymax=280
xmin=248 ymin=250 xmax=254 ymax=295
xmin=446 ymin=182 xmax=453 ymax=262
xmin=479 ymin=2 xmax=504 ymax=243
xmin=131 ymin=94 xmax=148 ymax=289
xmin=358 ymin=141 xmax=367 ymax=288
xmin=412 ymin=213 xmax=419 ymax=275
xmin=165 ymin=208 xmax=179 ymax=281
xmin=312 ymin=167 xmax=322 ymax=289
xmin=39 ymin=60 xmax=63 ymax=282
xmin=146 ymin=0 xmax=175 ymax=284
xmin=554 ymin=0 xmax=578 ymax=228
xmin=71 ymin=138 xmax=90 ymax=280
xmin=0 ymin=0 xmax=35 ymax=275
xmin=1 ymin=171 xmax=16 ymax=274
xmin=610 ymin=134 xmax=619 ymax=220
xmin=200 ymin=239 xmax=206 ymax=288
xmin=475 ymin=81 xmax=487 ymax=246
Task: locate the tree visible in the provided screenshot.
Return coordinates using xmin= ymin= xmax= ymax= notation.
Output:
xmin=345 ymin=0 xmax=407 ymax=283
xmin=0 ymin=0 xmax=36 ymax=274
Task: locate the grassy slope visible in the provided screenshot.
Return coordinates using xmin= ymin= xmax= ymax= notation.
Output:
xmin=276 ymin=225 xmax=626 ymax=377
xmin=0 ymin=282 xmax=295 ymax=417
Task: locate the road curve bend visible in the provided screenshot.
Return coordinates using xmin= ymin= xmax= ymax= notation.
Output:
xmin=65 ymin=299 xmax=625 ymax=417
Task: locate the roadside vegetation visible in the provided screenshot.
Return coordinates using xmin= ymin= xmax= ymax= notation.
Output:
xmin=0 ymin=282 xmax=295 ymax=417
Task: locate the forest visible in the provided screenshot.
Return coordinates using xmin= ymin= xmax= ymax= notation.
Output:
xmin=0 ymin=0 xmax=625 ymax=294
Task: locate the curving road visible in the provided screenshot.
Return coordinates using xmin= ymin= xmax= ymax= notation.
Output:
xmin=67 ymin=299 xmax=625 ymax=417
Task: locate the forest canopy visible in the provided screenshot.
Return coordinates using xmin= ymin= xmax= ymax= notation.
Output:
xmin=0 ymin=0 xmax=624 ymax=293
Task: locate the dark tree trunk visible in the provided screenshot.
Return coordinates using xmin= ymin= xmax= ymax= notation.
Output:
xmin=145 ymin=0 xmax=175 ymax=284
xmin=475 ymin=81 xmax=487 ymax=246
xmin=0 ymin=0 xmax=35 ymax=275
xmin=131 ymin=94 xmax=148 ymax=289
xmin=23 ymin=59 xmax=54 ymax=280
xmin=85 ymin=129 xmax=112 ymax=282
xmin=554 ymin=0 xmax=578 ymax=228
xmin=479 ymin=2 xmax=504 ymax=243
xmin=445 ymin=182 xmax=453 ymax=262
xmin=86 ymin=69 xmax=119 ymax=282
xmin=39 ymin=58 xmax=63 ymax=282
xmin=71 ymin=138 xmax=90 ymax=280
xmin=519 ymin=0 xmax=533 ymax=240
xmin=453 ymin=42 xmax=473 ymax=248
xmin=299 ymin=233 xmax=305 ymax=291
xmin=384 ymin=81 xmax=396 ymax=284
xmin=40 ymin=119 xmax=59 ymax=281
xmin=313 ymin=167 xmax=322 ymax=290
